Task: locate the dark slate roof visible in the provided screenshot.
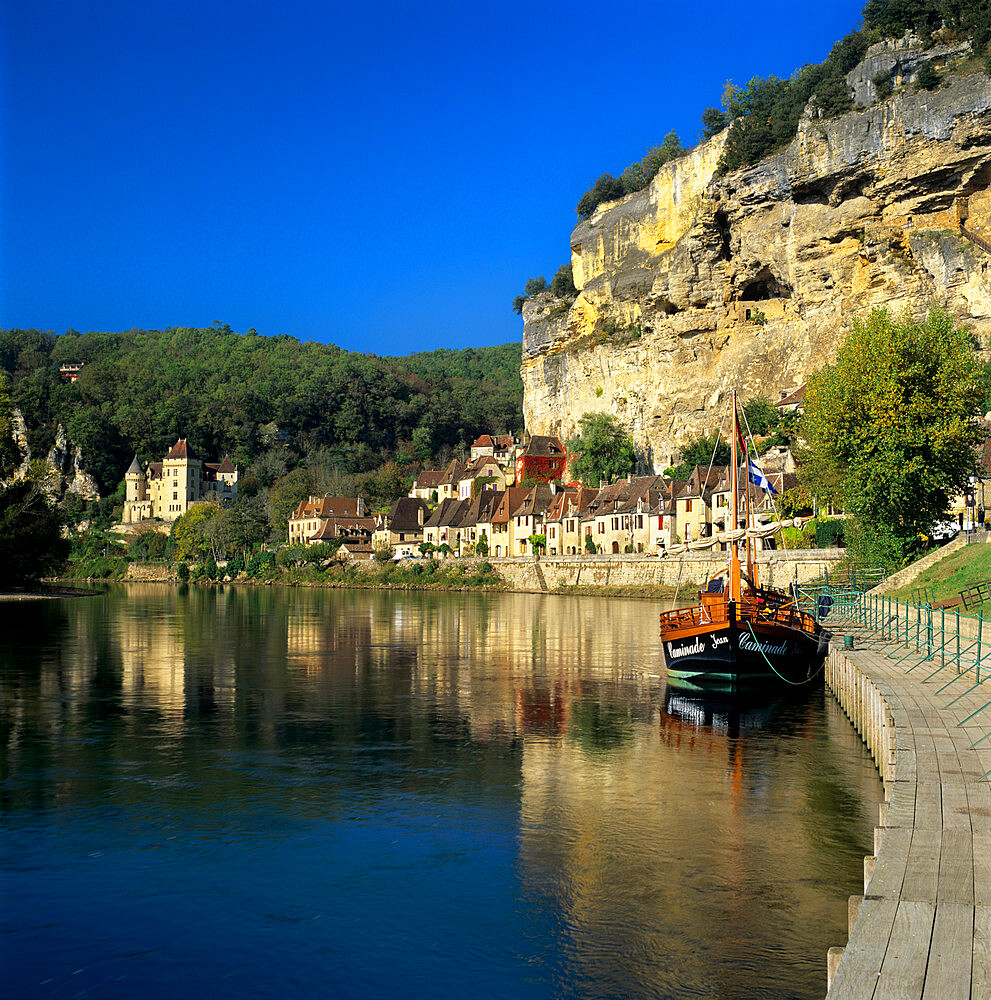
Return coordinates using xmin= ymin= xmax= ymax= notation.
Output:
xmin=424 ymin=498 xmax=465 ymax=529
xmin=126 ymin=455 xmax=142 ymax=475
xmin=385 ymin=497 xmax=429 ymax=533
xmin=520 ymin=435 xmax=565 ymax=458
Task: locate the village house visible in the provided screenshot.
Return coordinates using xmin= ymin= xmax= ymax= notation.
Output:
xmin=515 ymin=434 xmax=566 ymax=485
xmin=469 ymin=433 xmax=517 ymax=464
xmin=423 ymin=497 xmax=471 ymax=553
xmin=373 ymin=497 xmax=430 ymax=556
xmin=511 ymin=484 xmax=554 ymax=555
xmin=483 ymin=487 xmax=529 ymax=557
xmin=288 ymin=496 xmax=370 ymax=545
xmin=122 ymin=439 xmax=238 ymax=524
xmin=458 ymin=455 xmax=507 ymax=498
xmin=409 ymin=469 xmax=445 ymax=502
xmin=543 ymin=486 xmax=597 ymax=555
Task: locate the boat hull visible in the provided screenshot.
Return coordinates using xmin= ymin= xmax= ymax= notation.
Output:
xmin=662 ymin=621 xmax=826 ymax=693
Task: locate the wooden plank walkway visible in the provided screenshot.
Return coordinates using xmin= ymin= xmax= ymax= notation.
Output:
xmin=826 ymin=622 xmax=991 ymax=999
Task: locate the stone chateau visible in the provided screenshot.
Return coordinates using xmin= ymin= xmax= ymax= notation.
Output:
xmin=122 ymin=438 xmax=238 ymax=523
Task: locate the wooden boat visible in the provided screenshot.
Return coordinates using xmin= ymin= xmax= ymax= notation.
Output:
xmin=658 ymin=391 xmax=828 ymax=693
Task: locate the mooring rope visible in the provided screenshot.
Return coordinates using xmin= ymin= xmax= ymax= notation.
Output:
xmin=746 ymin=620 xmax=824 ymax=686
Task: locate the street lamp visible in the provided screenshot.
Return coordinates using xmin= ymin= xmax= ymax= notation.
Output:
xmin=967 ymin=474 xmax=978 ymax=541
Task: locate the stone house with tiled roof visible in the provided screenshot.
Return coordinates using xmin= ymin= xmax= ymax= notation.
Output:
xmin=409 ymin=469 xmax=445 ymax=501
xmin=423 ymin=498 xmax=471 ymax=552
xmin=122 ymin=438 xmax=238 ymax=524
xmin=288 ymin=495 xmax=369 ymax=545
xmin=510 ymin=484 xmax=554 ymax=556
xmin=373 ymin=497 xmax=430 ymax=556
xmin=515 ymin=435 xmax=566 ymax=486
xmin=482 ymin=487 xmax=529 ymax=558
xmin=543 ymin=486 xmax=597 ymax=555
xmin=470 ymin=433 xmax=517 ymax=464
xmin=458 ymin=455 xmax=507 ymax=498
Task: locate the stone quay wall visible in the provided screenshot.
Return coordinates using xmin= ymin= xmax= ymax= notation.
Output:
xmin=489 ymin=549 xmax=844 ymax=592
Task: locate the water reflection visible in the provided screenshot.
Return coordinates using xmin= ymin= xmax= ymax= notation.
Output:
xmin=0 ymin=586 xmax=880 ymax=1000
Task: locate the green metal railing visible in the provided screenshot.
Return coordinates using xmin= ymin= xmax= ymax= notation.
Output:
xmin=822 ymin=588 xmax=991 ymax=778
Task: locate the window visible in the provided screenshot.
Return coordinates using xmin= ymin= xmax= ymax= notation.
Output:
xmin=598 ymin=522 xmax=604 ymax=534
xmin=637 ymin=515 xmax=644 ymax=528
xmin=686 ymin=499 xmax=693 ymax=513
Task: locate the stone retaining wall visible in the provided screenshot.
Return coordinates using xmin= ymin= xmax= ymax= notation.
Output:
xmin=489 ymin=549 xmax=844 ymax=592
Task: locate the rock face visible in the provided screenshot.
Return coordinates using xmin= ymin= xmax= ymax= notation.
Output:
xmin=521 ymin=70 xmax=991 ymax=470
xmin=5 ymin=411 xmax=101 ymax=501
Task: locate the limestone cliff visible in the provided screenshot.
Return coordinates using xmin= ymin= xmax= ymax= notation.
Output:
xmin=6 ymin=410 xmax=100 ymax=502
xmin=521 ymin=66 xmax=991 ymax=470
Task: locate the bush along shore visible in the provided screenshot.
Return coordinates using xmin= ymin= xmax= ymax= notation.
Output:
xmin=59 ymin=549 xmax=508 ymax=592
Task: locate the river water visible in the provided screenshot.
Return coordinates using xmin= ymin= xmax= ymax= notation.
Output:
xmin=1 ymin=585 xmax=881 ymax=1000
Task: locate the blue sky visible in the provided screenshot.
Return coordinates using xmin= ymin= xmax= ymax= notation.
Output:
xmin=1 ymin=0 xmax=864 ymax=355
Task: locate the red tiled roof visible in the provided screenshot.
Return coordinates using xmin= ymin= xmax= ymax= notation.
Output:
xmin=165 ymin=438 xmax=196 ymax=461
xmin=775 ymin=385 xmax=807 ymax=407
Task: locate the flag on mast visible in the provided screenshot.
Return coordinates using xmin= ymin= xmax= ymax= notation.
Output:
xmin=748 ymin=459 xmax=778 ymax=495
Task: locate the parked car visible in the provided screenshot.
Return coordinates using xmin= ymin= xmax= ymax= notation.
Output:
xmin=930 ymin=521 xmax=960 ymax=543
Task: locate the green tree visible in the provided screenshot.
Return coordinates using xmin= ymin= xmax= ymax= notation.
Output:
xmin=742 ymin=396 xmax=780 ymax=436
xmin=475 ymin=534 xmax=489 ymax=557
xmin=528 ymin=533 xmax=546 ymax=555
xmin=170 ymin=503 xmax=222 ymax=562
xmin=566 ymin=412 xmax=636 ymax=487
xmin=0 ymin=479 xmax=70 ymax=585
xmin=550 ymin=263 xmax=576 ymax=298
xmin=801 ymin=307 xmax=987 ymax=566
xmin=665 ymin=433 xmax=732 ymax=478
xmin=218 ymin=495 xmax=270 ymax=564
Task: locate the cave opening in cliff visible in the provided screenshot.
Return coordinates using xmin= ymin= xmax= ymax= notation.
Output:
xmin=714 ymin=210 xmax=732 ymax=262
xmin=740 ymin=266 xmax=791 ymax=301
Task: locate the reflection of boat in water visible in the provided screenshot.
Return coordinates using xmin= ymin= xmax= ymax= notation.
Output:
xmin=658 ymin=391 xmax=828 ymax=694
xmin=661 ymin=682 xmax=809 ymax=734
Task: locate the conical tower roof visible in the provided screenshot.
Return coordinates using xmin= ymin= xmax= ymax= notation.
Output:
xmin=126 ymin=454 xmax=142 ymax=475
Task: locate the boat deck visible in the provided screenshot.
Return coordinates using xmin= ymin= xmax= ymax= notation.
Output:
xmin=826 ymin=622 xmax=991 ymax=999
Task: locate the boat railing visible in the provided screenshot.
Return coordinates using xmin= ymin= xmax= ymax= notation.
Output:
xmin=660 ymin=594 xmax=817 ymax=635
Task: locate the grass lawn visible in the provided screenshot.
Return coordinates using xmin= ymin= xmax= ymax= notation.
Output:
xmin=889 ymin=540 xmax=991 ymax=614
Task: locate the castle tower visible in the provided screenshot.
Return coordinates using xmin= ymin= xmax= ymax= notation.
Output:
xmin=161 ymin=438 xmax=203 ymax=519
xmin=124 ymin=455 xmax=146 ymax=503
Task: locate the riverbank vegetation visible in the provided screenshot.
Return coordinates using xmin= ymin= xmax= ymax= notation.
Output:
xmin=888 ymin=540 xmax=991 ymax=613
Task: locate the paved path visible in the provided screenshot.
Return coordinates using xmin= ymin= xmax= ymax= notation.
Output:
xmin=827 ymin=621 xmax=991 ymax=999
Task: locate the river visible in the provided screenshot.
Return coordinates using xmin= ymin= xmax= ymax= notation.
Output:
xmin=1 ymin=584 xmax=880 ymax=999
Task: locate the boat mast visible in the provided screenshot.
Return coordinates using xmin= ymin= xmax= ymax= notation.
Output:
xmin=743 ymin=429 xmax=759 ymax=591
xmin=729 ymin=391 xmax=742 ymax=601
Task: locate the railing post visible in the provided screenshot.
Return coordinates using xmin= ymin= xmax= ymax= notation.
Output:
xmin=957 ymin=608 xmax=962 ymax=672
xmin=941 ymin=607 xmax=946 ymax=669
xmin=927 ymin=605 xmax=933 ymax=659
xmin=915 ymin=603 xmax=921 ymax=652
xmin=980 ymin=613 xmax=984 ymax=685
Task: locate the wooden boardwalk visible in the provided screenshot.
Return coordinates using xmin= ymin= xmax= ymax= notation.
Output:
xmin=826 ymin=622 xmax=991 ymax=999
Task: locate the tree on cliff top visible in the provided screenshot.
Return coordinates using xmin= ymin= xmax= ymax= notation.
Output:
xmin=801 ymin=307 xmax=987 ymax=567
xmin=566 ymin=413 xmax=636 ymax=488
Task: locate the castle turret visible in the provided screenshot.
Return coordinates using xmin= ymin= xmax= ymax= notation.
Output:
xmin=125 ymin=455 xmax=146 ymax=502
